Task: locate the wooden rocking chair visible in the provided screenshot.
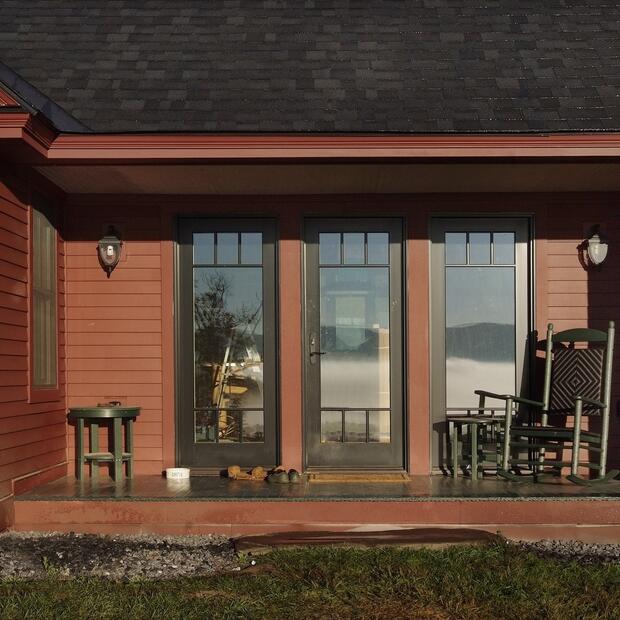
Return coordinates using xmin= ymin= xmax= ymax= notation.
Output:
xmin=475 ymin=321 xmax=618 ymax=485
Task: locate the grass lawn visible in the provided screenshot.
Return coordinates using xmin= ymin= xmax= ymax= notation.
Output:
xmin=1 ymin=544 xmax=619 ymax=619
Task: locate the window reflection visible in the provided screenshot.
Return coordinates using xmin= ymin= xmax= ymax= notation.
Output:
xmin=445 ymin=232 xmax=467 ymax=265
xmin=343 ymin=233 xmax=365 ymax=264
xmin=321 ymin=410 xmax=342 ymax=443
xmin=367 ymin=233 xmax=389 ymax=265
xmin=368 ymin=410 xmax=390 ymax=443
xmin=493 ymin=232 xmax=515 ymax=265
xmin=217 ymin=232 xmax=239 ymax=264
xmin=242 ymin=411 xmax=265 ymax=442
xmin=193 ymin=263 xmax=265 ymax=443
xmin=345 ymin=410 xmax=367 ymax=442
xmin=445 ymin=266 xmax=515 ymax=407
xmin=320 ymin=267 xmax=390 ymax=409
xmin=194 ymin=233 xmax=215 ymax=264
xmin=319 ymin=233 xmax=341 ymax=264
xmin=241 ymin=233 xmax=262 ymax=264
xmin=469 ymin=232 xmax=491 ymax=265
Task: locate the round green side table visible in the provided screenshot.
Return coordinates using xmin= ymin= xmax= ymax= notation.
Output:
xmin=68 ymin=403 xmax=140 ymax=481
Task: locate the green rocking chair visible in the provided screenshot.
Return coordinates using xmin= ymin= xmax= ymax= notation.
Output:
xmin=475 ymin=321 xmax=618 ymax=485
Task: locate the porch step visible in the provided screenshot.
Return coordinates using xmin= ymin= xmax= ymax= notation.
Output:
xmin=11 ymin=475 xmax=620 ymax=542
xmin=234 ymin=527 xmax=502 ymax=554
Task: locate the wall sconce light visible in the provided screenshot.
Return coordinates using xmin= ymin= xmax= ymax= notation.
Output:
xmin=97 ymin=226 xmax=123 ymax=277
xmin=585 ymin=225 xmax=609 ymax=267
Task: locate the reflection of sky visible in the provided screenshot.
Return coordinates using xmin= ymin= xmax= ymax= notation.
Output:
xmin=446 ymin=267 xmax=514 ymax=328
xmin=194 ymin=267 xmax=263 ymax=334
xmin=320 ymin=267 xmax=389 ymax=331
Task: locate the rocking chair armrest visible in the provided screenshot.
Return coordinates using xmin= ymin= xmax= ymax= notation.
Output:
xmin=474 ymin=390 xmax=512 ymax=401
xmin=574 ymin=395 xmax=606 ymax=410
xmin=474 ymin=390 xmax=544 ymax=409
xmin=511 ymin=396 xmax=546 ymax=408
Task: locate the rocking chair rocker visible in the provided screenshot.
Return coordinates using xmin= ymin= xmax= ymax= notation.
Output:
xmin=475 ymin=321 xmax=618 ymax=485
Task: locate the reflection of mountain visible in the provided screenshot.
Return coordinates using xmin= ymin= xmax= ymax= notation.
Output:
xmin=446 ymin=322 xmax=514 ymax=362
xmin=320 ymin=325 xmax=385 ymax=354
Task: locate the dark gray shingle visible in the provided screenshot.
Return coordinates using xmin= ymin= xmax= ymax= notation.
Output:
xmin=0 ymin=1 xmax=619 ymax=133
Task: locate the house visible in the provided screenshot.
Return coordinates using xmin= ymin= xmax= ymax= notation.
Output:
xmin=2 ymin=2 xmax=620 ymax=538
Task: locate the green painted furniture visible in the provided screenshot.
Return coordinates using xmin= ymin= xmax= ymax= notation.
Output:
xmin=476 ymin=321 xmax=618 ymax=485
xmin=448 ymin=410 xmax=504 ymax=479
xmin=68 ymin=403 xmax=140 ymax=481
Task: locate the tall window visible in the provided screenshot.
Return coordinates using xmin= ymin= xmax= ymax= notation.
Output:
xmin=32 ymin=198 xmax=57 ymax=388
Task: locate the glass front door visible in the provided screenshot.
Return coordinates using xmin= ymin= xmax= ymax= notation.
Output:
xmin=304 ymin=219 xmax=404 ymax=469
xmin=178 ymin=219 xmax=277 ymax=469
xmin=430 ymin=218 xmax=530 ymax=467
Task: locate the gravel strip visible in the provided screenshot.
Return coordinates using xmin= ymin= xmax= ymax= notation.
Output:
xmin=0 ymin=532 xmax=238 ymax=580
xmin=514 ymin=539 xmax=620 ymax=565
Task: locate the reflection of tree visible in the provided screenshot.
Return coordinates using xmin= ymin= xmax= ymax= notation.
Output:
xmin=194 ymin=271 xmax=258 ymax=368
xmin=194 ymin=271 xmax=263 ymax=441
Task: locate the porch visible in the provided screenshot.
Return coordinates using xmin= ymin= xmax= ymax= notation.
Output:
xmin=13 ymin=474 xmax=620 ymax=542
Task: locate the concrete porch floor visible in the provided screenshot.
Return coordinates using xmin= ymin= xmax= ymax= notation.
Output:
xmin=12 ymin=475 xmax=620 ymax=542
xmin=15 ymin=474 xmax=620 ymax=502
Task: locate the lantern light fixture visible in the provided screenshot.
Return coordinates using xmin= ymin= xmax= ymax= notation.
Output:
xmin=97 ymin=226 xmax=123 ymax=277
xmin=586 ymin=225 xmax=609 ymax=267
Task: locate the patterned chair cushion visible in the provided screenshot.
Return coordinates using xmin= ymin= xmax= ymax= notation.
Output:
xmin=549 ymin=346 xmax=604 ymax=414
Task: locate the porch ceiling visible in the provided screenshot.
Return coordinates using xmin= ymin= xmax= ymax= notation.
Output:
xmin=36 ymin=161 xmax=620 ymax=194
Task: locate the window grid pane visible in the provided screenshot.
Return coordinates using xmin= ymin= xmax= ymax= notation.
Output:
xmin=367 ymin=233 xmax=389 ymax=265
xmin=216 ymin=232 xmax=239 ymax=265
xmin=468 ymin=232 xmax=491 ymax=265
xmin=492 ymin=232 xmax=515 ymax=265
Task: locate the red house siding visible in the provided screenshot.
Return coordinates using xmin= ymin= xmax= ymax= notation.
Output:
xmin=64 ymin=200 xmax=164 ymax=475
xmin=545 ymin=195 xmax=620 ymax=459
xmin=61 ymin=192 xmax=620 ymax=477
xmin=0 ymin=169 xmax=67 ymax=529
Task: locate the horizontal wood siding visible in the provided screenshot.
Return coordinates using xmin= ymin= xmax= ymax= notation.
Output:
xmin=546 ymin=195 xmax=620 ymax=462
xmin=0 ymin=171 xmax=66 ymax=527
xmin=63 ymin=192 xmax=620 ymax=477
xmin=65 ymin=200 xmax=163 ymax=475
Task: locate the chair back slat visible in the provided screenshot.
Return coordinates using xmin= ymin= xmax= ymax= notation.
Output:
xmin=552 ymin=327 xmax=609 ymax=343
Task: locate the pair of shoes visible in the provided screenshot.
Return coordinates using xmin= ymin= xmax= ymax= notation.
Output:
xmin=267 ymin=469 xmax=302 ymax=484
xmin=267 ymin=470 xmax=289 ymax=484
xmin=227 ymin=465 xmax=267 ymax=481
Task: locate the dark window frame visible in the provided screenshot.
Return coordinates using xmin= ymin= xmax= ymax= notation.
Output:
xmin=28 ymin=193 xmax=60 ymax=401
xmin=177 ymin=218 xmax=279 ymax=469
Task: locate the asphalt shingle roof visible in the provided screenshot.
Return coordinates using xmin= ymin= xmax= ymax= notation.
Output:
xmin=0 ymin=1 xmax=619 ymax=133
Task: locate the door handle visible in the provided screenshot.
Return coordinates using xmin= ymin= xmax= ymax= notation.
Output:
xmin=309 ymin=334 xmax=327 ymax=364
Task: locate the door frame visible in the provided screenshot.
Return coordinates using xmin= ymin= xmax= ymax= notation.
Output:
xmin=302 ymin=217 xmax=406 ymax=471
xmin=429 ymin=215 xmax=534 ymax=469
xmin=175 ymin=217 xmax=279 ymax=471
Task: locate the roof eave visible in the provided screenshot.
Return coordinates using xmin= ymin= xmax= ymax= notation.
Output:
xmin=4 ymin=111 xmax=620 ymax=164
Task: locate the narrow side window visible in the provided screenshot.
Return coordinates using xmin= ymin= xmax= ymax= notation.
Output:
xmin=32 ymin=197 xmax=57 ymax=388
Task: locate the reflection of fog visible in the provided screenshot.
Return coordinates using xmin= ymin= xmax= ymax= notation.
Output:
xmin=447 ymin=358 xmax=514 ymax=408
xmin=321 ymin=356 xmax=390 ymax=409
xmin=445 ymin=321 xmax=516 ymax=409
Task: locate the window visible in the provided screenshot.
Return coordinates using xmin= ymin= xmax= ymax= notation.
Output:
xmin=31 ymin=197 xmax=57 ymax=388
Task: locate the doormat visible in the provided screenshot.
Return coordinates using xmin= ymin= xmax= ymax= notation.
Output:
xmin=307 ymin=472 xmax=410 ymax=483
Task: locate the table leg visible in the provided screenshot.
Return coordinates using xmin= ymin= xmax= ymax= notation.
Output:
xmin=113 ymin=417 xmax=123 ymax=481
xmin=76 ymin=418 xmax=84 ymax=480
xmin=126 ymin=419 xmax=134 ymax=479
xmin=471 ymin=423 xmax=479 ymax=480
xmin=89 ymin=422 xmax=99 ymax=480
xmin=451 ymin=422 xmax=459 ymax=479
